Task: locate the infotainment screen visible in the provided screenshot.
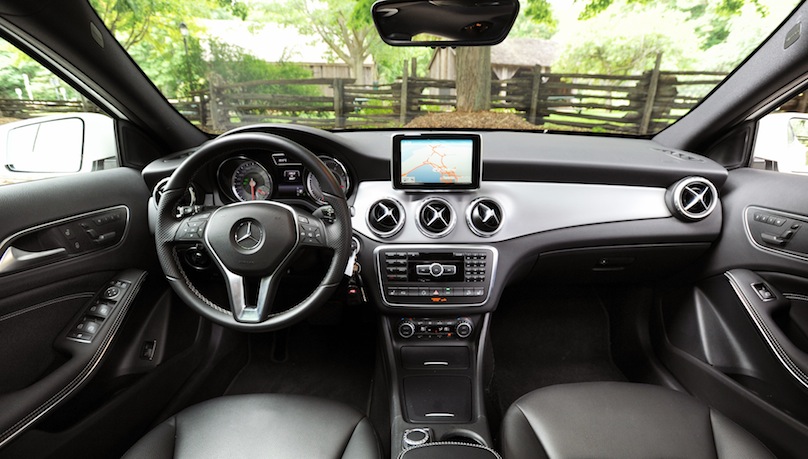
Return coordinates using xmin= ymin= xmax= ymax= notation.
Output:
xmin=392 ymin=134 xmax=481 ymax=190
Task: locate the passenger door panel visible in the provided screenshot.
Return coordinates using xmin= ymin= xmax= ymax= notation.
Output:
xmin=657 ymin=167 xmax=808 ymax=458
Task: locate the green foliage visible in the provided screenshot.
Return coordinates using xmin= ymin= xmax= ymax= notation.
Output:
xmin=556 ymin=5 xmax=701 ymax=75
xmin=257 ymin=0 xmax=378 ymax=84
xmin=206 ymin=40 xmax=318 ymax=95
xmin=0 ymin=40 xmax=81 ymax=100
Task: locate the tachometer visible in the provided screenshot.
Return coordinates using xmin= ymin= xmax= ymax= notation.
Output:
xmin=231 ymin=160 xmax=273 ymax=201
xmin=305 ymin=156 xmax=350 ymax=204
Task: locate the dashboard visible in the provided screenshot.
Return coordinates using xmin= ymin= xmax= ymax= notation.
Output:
xmin=143 ymin=126 xmax=729 ymax=316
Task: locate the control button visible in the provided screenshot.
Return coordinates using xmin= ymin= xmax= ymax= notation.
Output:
xmin=753 ymin=283 xmax=775 ymax=301
xmin=774 ymin=217 xmax=786 ymax=226
xmin=429 ymin=263 xmax=444 ymax=277
xmin=456 ymin=318 xmax=473 ymax=338
xmin=416 ymin=265 xmax=431 ymax=276
xmin=442 ymin=265 xmax=456 ymax=275
xmin=792 ymin=223 xmax=801 ymax=230
xmin=398 ymin=320 xmax=416 ymax=338
xmin=104 ymin=287 xmax=121 ymax=299
xmin=88 ymin=302 xmax=113 ymax=318
xmin=464 ymin=288 xmax=475 ymax=296
xmin=473 ymin=288 xmax=485 ymax=296
xmin=67 ymin=330 xmax=93 ymax=342
xmin=83 ymin=320 xmax=101 ymax=335
xmin=62 ymin=226 xmax=75 ymax=239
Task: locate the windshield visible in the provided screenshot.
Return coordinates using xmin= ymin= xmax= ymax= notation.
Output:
xmin=87 ymin=0 xmax=800 ymax=135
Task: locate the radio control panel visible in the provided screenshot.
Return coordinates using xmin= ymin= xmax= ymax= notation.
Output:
xmin=375 ymin=246 xmax=496 ymax=307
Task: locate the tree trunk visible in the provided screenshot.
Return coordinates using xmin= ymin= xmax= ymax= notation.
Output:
xmin=456 ymin=47 xmax=491 ymax=112
xmin=352 ymin=58 xmax=366 ymax=85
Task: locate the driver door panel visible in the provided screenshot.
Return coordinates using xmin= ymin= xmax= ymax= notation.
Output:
xmin=0 ymin=168 xmax=156 ymax=450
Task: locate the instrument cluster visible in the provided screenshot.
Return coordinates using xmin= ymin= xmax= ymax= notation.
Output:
xmin=216 ymin=152 xmax=351 ymax=206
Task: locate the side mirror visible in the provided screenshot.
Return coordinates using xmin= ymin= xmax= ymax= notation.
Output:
xmin=5 ymin=117 xmax=84 ymax=173
xmin=372 ymin=0 xmax=519 ymax=47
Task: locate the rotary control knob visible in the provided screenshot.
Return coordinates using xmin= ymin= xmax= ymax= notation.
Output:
xmin=403 ymin=428 xmax=430 ymax=448
xmin=398 ymin=320 xmax=416 ymax=338
xmin=455 ymin=318 xmax=473 ymax=339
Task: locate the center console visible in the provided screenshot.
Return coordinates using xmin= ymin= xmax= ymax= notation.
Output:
xmin=352 ymin=133 xmax=504 ymax=456
xmin=376 ymin=246 xmax=497 ymax=307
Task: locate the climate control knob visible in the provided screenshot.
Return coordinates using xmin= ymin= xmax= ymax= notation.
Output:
xmin=455 ymin=318 xmax=473 ymax=338
xmin=398 ymin=320 xmax=416 ymax=339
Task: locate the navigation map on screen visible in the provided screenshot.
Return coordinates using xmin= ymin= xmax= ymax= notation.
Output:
xmin=399 ymin=138 xmax=474 ymax=185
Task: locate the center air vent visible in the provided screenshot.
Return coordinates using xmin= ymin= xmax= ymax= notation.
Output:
xmin=466 ymin=198 xmax=503 ymax=237
xmin=417 ymin=198 xmax=455 ymax=238
xmin=367 ymin=198 xmax=405 ymax=237
xmin=666 ymin=176 xmax=718 ymax=221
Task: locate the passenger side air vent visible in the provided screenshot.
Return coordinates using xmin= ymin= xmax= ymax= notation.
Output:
xmin=666 ymin=176 xmax=718 ymax=221
xmin=367 ymin=198 xmax=405 ymax=238
xmin=466 ymin=198 xmax=503 ymax=237
xmin=416 ymin=198 xmax=455 ymax=238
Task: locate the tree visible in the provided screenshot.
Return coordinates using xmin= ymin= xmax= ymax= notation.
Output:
xmin=556 ymin=6 xmax=700 ymax=75
xmin=90 ymin=0 xmax=248 ymax=50
xmin=259 ymin=0 xmax=378 ymax=85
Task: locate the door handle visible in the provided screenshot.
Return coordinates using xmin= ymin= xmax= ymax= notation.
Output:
xmin=0 ymin=246 xmax=68 ymax=274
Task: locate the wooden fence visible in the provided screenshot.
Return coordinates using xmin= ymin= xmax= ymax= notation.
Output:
xmin=1 ymin=67 xmax=726 ymax=135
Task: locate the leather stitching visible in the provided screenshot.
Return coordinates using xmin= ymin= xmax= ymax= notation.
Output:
xmin=0 ymin=292 xmax=94 ymax=323
xmin=0 ymin=271 xmax=148 ymax=447
xmin=397 ymin=441 xmax=502 ymax=459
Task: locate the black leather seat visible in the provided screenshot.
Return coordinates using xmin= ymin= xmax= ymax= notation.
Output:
xmin=501 ymin=382 xmax=773 ymax=459
xmin=123 ymin=394 xmax=381 ymax=458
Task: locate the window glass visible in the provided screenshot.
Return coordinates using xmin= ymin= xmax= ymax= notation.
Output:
xmin=753 ymin=93 xmax=808 ymax=174
xmin=0 ymin=37 xmax=116 ymax=186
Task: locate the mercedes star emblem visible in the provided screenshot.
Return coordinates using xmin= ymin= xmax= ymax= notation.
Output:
xmin=234 ymin=220 xmax=263 ymax=250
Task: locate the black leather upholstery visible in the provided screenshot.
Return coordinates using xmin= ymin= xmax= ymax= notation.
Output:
xmin=123 ymin=394 xmax=381 ymax=459
xmin=501 ymin=382 xmax=774 ymax=459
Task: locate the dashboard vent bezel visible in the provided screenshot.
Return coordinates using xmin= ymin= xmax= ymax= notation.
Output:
xmin=466 ymin=198 xmax=504 ymax=237
xmin=416 ymin=197 xmax=456 ymax=238
xmin=666 ymin=176 xmax=718 ymax=221
xmin=366 ymin=198 xmax=405 ymax=238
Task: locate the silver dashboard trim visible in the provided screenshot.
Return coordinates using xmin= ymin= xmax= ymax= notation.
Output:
xmin=352 ymin=181 xmax=671 ymax=244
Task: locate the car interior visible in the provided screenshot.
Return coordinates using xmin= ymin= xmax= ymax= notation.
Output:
xmin=1 ymin=0 xmax=808 ymax=458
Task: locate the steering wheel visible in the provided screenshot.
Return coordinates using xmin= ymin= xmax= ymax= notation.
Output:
xmin=155 ymin=132 xmax=352 ymax=331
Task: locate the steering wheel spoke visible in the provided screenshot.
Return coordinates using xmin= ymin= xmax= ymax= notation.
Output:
xmin=220 ymin=268 xmax=281 ymax=323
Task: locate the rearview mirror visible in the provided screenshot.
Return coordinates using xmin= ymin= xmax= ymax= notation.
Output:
xmin=372 ymin=0 xmax=519 ymax=47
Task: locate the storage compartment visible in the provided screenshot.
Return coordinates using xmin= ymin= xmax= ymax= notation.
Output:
xmin=403 ymin=375 xmax=472 ymax=422
xmin=401 ymin=346 xmax=470 ymax=370
xmin=530 ymin=243 xmax=712 ymax=283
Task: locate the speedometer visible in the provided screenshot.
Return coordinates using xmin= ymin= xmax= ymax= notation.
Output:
xmin=305 ymin=156 xmax=350 ymax=204
xmin=231 ymin=160 xmax=273 ymax=201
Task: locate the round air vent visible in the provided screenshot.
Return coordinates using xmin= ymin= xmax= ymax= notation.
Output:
xmin=367 ymin=198 xmax=405 ymax=238
xmin=666 ymin=176 xmax=718 ymax=221
xmin=466 ymin=198 xmax=503 ymax=237
xmin=416 ymin=198 xmax=455 ymax=238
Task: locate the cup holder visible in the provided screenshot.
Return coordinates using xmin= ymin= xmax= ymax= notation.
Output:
xmin=440 ymin=429 xmax=486 ymax=446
